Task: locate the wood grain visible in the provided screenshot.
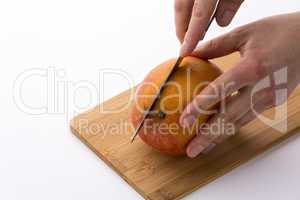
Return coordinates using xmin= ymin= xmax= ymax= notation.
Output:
xmin=70 ymin=53 xmax=300 ymax=200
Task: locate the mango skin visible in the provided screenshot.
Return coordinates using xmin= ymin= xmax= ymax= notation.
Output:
xmin=130 ymin=56 xmax=222 ymax=156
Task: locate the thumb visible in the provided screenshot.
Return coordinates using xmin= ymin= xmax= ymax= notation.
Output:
xmin=192 ymin=27 xmax=249 ymax=59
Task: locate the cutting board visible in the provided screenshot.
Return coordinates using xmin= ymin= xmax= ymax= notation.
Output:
xmin=70 ymin=53 xmax=300 ymax=200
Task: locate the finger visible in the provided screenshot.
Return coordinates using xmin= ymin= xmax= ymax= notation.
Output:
xmin=186 ymin=86 xmax=252 ymax=157
xmin=192 ymin=27 xmax=248 ymax=59
xmin=200 ymin=91 xmax=237 ymax=146
xmin=180 ymin=0 xmax=218 ymax=56
xmin=234 ymin=91 xmax=277 ymax=127
xmin=208 ymin=110 xmax=255 ymax=149
xmin=205 ymin=86 xmax=282 ymax=150
xmin=180 ymin=57 xmax=257 ymax=127
xmin=174 ymin=0 xmax=194 ymax=43
xmin=235 ymin=110 xmax=256 ymax=128
xmin=180 ymin=50 xmax=273 ymax=128
xmin=210 ymin=92 xmax=244 ymax=145
xmin=186 ymin=132 xmax=218 ymax=158
xmin=216 ymin=0 xmax=244 ymax=27
xmin=203 ymin=92 xmax=240 ymax=146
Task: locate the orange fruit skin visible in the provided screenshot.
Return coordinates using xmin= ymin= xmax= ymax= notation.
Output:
xmin=130 ymin=56 xmax=222 ymax=156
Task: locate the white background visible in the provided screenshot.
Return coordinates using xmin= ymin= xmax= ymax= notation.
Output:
xmin=1 ymin=0 xmax=300 ymax=199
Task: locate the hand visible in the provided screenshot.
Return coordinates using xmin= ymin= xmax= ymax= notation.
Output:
xmin=179 ymin=12 xmax=300 ymax=158
xmin=175 ymin=0 xmax=244 ymax=56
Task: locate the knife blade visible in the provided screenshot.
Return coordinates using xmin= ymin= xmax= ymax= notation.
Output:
xmin=130 ymin=56 xmax=184 ymax=142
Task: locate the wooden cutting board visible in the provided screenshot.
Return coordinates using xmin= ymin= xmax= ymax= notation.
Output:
xmin=70 ymin=53 xmax=300 ymax=200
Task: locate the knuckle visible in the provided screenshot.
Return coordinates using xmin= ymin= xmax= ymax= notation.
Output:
xmin=192 ymin=0 xmax=206 ymax=19
xmin=253 ymin=59 xmax=269 ymax=81
xmin=231 ymin=26 xmax=249 ymax=40
xmin=200 ymin=130 xmax=217 ymax=142
xmin=251 ymin=61 xmax=264 ymax=79
xmin=227 ymin=26 xmax=250 ymax=49
xmin=206 ymin=39 xmax=219 ymax=50
xmin=243 ymin=56 xmax=269 ymax=83
xmin=232 ymin=26 xmax=244 ymax=36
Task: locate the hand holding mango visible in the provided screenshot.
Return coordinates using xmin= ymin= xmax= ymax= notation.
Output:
xmin=176 ymin=0 xmax=300 ymax=158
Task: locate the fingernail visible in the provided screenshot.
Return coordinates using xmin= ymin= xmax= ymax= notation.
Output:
xmin=188 ymin=144 xmax=206 ymax=158
xmin=180 ymin=40 xmax=189 ymax=56
xmin=202 ymin=143 xmax=216 ymax=154
xmin=220 ymin=11 xmax=233 ymax=25
xmin=181 ymin=115 xmax=196 ymax=128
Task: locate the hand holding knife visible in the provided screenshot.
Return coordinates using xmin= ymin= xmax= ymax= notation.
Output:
xmin=131 ymin=4 xmax=218 ymax=142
